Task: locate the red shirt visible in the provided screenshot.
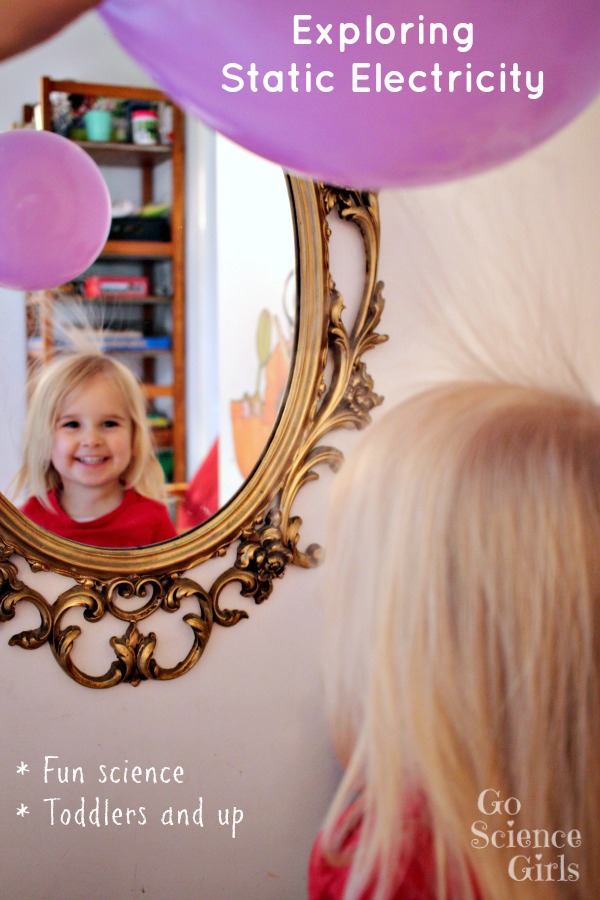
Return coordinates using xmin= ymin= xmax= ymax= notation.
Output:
xmin=21 ymin=488 xmax=177 ymax=548
xmin=309 ymin=799 xmax=481 ymax=899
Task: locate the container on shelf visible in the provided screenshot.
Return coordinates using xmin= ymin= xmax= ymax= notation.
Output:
xmin=131 ymin=109 xmax=159 ymax=145
xmin=84 ymin=275 xmax=149 ymax=298
xmin=84 ymin=109 xmax=112 ymax=142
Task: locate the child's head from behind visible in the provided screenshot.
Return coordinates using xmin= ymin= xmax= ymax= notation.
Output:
xmin=21 ymin=352 xmax=165 ymax=504
xmin=323 ymin=381 xmax=600 ymax=898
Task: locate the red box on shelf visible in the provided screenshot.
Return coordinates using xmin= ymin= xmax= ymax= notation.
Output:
xmin=84 ymin=276 xmax=149 ymax=299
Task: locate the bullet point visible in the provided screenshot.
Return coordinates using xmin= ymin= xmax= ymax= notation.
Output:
xmin=16 ymin=762 xmax=29 ymax=775
xmin=16 ymin=804 xmax=29 ymax=817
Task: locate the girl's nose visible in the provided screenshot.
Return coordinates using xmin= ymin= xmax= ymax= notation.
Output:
xmin=80 ymin=427 xmax=102 ymax=446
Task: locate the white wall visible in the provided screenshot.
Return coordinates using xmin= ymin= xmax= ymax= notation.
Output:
xmin=372 ymin=96 xmax=600 ymax=410
xmin=0 ymin=9 xmax=598 ymax=900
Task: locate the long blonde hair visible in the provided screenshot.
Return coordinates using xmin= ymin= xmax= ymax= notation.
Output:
xmin=16 ymin=351 xmax=167 ymax=507
xmin=321 ymin=381 xmax=600 ymax=899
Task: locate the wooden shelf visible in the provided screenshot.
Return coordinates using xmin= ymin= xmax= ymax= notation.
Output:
xmin=143 ymin=384 xmax=174 ymax=399
xmin=73 ymin=140 xmax=172 ymax=168
xmin=34 ymin=292 xmax=172 ymax=305
xmin=38 ymin=78 xmax=167 ymax=103
xmin=111 ymin=348 xmax=172 ymax=356
xmin=101 ymin=240 xmax=173 ymax=259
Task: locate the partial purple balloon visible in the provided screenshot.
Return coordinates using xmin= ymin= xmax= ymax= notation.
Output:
xmin=99 ymin=0 xmax=600 ymax=188
xmin=0 ymin=130 xmax=111 ymax=290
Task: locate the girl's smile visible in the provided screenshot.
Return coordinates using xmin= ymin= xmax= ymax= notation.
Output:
xmin=51 ymin=373 xmax=134 ymax=519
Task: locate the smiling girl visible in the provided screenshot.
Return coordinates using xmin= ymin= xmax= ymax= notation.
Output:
xmin=17 ymin=352 xmax=177 ymax=547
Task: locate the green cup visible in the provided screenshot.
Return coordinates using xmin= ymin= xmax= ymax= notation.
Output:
xmin=84 ymin=109 xmax=112 ymax=141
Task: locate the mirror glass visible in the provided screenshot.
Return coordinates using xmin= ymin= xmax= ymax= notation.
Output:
xmin=0 ymin=114 xmax=296 ymax=545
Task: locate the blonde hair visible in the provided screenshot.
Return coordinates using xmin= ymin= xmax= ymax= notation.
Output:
xmin=16 ymin=352 xmax=167 ymax=507
xmin=321 ymin=381 xmax=600 ymax=899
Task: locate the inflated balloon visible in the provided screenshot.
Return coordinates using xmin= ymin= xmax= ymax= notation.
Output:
xmin=99 ymin=0 xmax=600 ymax=188
xmin=0 ymin=130 xmax=111 ymax=290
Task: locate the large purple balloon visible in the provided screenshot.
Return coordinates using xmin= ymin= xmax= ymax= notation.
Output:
xmin=99 ymin=0 xmax=600 ymax=188
xmin=0 ymin=130 xmax=111 ymax=290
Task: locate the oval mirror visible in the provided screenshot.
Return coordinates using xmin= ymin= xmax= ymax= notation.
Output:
xmin=0 ymin=157 xmax=386 ymax=689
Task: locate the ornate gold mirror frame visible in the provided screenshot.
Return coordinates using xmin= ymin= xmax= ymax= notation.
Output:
xmin=0 ymin=179 xmax=386 ymax=688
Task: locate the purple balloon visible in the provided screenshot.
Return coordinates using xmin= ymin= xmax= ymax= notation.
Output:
xmin=0 ymin=130 xmax=111 ymax=290
xmin=99 ymin=0 xmax=600 ymax=188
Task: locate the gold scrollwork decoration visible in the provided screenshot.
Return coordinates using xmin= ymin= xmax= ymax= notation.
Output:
xmin=50 ymin=575 xmax=213 ymax=688
xmin=0 ymin=180 xmax=386 ymax=688
xmin=0 ymin=544 xmax=52 ymax=650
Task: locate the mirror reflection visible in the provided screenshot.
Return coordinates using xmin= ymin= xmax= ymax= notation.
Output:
xmin=0 ymin=78 xmax=296 ymax=547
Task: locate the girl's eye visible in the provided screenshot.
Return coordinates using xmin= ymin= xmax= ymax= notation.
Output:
xmin=103 ymin=420 xmax=120 ymax=428
xmin=61 ymin=420 xmax=79 ymax=429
